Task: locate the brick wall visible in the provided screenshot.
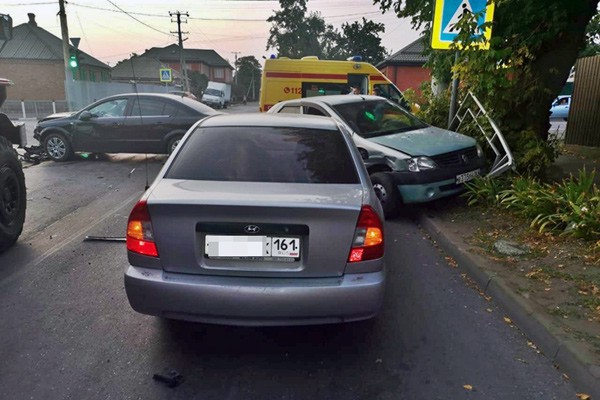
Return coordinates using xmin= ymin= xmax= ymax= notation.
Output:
xmin=0 ymin=59 xmax=65 ymax=100
xmin=380 ymin=65 xmax=431 ymax=94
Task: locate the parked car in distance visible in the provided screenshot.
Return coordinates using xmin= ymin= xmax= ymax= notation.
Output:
xmin=124 ymin=113 xmax=385 ymax=326
xmin=268 ymin=95 xmax=486 ymax=217
xmin=550 ymin=95 xmax=571 ymax=121
xmin=33 ymin=93 xmax=219 ymax=161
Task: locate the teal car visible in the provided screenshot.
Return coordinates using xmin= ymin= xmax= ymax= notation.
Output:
xmin=268 ymin=95 xmax=486 ymax=217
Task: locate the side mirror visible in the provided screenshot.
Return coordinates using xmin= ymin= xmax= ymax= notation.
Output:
xmin=79 ymin=111 xmax=93 ymax=121
xmin=357 ymin=147 xmax=369 ymax=161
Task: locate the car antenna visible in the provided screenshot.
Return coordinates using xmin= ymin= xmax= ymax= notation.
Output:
xmin=129 ymin=55 xmax=150 ymax=190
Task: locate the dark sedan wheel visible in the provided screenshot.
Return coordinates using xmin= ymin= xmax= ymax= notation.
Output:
xmin=370 ymin=172 xmax=400 ymax=219
xmin=44 ymin=133 xmax=73 ymax=162
xmin=167 ymin=136 xmax=183 ymax=154
xmin=0 ymin=137 xmax=26 ymax=253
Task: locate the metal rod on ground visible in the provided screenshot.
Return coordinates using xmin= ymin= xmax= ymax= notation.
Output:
xmin=83 ymin=236 xmax=126 ymax=242
xmin=448 ymin=51 xmax=460 ymax=129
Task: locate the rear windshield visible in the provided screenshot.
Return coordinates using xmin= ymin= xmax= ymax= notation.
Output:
xmin=165 ymin=126 xmax=360 ymax=184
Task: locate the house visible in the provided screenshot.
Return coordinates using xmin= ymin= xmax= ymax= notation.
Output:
xmin=140 ymin=44 xmax=234 ymax=84
xmin=377 ymin=37 xmax=431 ymax=94
xmin=0 ymin=13 xmax=110 ymax=101
xmin=111 ymin=55 xmax=183 ymax=85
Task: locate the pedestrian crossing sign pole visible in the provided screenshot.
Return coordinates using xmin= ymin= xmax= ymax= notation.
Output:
xmin=160 ymin=68 xmax=173 ymax=83
xmin=431 ymin=0 xmax=495 ymax=50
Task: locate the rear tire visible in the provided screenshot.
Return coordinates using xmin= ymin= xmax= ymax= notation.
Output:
xmin=44 ymin=132 xmax=73 ymax=162
xmin=0 ymin=137 xmax=26 ymax=253
xmin=167 ymin=136 xmax=183 ymax=154
xmin=370 ymin=172 xmax=400 ymax=219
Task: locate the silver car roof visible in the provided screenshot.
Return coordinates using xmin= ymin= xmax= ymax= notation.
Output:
xmin=199 ymin=113 xmax=340 ymax=130
xmin=273 ymin=95 xmax=384 ymax=107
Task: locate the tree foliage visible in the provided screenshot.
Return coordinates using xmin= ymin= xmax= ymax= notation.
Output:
xmin=339 ymin=18 xmax=388 ymax=64
xmin=581 ymin=10 xmax=600 ymax=56
xmin=235 ymin=55 xmax=262 ymax=100
xmin=266 ymin=0 xmax=388 ymax=62
xmin=266 ymin=0 xmax=337 ymax=58
xmin=374 ymin=0 xmax=599 ymax=176
xmin=187 ymin=70 xmax=208 ymax=98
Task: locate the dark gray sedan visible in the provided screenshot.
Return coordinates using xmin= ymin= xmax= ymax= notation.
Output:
xmin=33 ymin=93 xmax=219 ymax=161
xmin=124 ymin=113 xmax=386 ymax=326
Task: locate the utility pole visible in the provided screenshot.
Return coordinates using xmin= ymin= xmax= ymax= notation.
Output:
xmin=58 ymin=0 xmax=73 ymax=109
xmin=170 ymin=11 xmax=190 ymax=92
xmin=231 ymin=51 xmax=241 ymax=84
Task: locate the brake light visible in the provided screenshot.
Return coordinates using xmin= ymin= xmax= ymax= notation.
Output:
xmin=348 ymin=205 xmax=384 ymax=262
xmin=126 ymin=200 xmax=159 ymax=257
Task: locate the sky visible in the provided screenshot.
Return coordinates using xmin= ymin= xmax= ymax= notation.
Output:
xmin=4 ymin=0 xmax=422 ymax=67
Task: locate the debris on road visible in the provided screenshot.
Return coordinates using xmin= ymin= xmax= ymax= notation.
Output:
xmin=152 ymin=368 xmax=185 ymax=388
xmin=83 ymin=236 xmax=126 ymax=242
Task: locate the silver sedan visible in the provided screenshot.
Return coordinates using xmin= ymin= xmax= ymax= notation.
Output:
xmin=124 ymin=113 xmax=386 ymax=326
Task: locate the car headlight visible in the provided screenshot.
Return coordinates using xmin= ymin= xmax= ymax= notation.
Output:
xmin=407 ymin=156 xmax=437 ymax=172
xmin=476 ymin=143 xmax=484 ymax=158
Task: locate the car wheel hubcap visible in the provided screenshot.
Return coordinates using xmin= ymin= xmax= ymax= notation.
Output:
xmin=0 ymin=168 xmax=19 ymax=224
xmin=47 ymin=137 xmax=66 ymax=159
xmin=170 ymin=140 xmax=180 ymax=153
xmin=373 ymin=183 xmax=387 ymax=204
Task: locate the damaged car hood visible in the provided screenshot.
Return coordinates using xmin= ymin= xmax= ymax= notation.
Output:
xmin=367 ymin=126 xmax=477 ymax=157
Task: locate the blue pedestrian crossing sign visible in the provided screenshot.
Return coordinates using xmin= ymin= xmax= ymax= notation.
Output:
xmin=431 ymin=0 xmax=495 ymax=50
xmin=159 ymin=68 xmax=172 ymax=83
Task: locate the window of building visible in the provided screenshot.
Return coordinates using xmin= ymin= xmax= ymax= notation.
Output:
xmin=214 ymin=68 xmax=225 ymax=79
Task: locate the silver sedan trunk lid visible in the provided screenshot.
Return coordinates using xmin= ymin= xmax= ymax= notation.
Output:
xmin=147 ymin=179 xmax=364 ymax=278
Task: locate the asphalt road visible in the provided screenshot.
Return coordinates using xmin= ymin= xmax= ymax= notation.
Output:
xmin=1 ymin=105 xmax=577 ymax=399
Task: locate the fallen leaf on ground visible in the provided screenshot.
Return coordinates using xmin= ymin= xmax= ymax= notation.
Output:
xmin=486 ymin=308 xmax=493 ymax=313
xmin=503 ymin=317 xmax=513 ymax=324
xmin=576 ymin=394 xmax=590 ymax=400
xmin=463 ymin=384 xmax=473 ymax=391
xmin=445 ymin=256 xmax=458 ymax=268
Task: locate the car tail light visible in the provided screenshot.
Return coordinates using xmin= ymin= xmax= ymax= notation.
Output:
xmin=348 ymin=205 xmax=384 ymax=262
xmin=126 ymin=200 xmax=159 ymax=257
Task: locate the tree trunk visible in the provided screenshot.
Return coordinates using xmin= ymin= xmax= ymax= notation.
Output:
xmin=524 ymin=0 xmax=598 ymax=141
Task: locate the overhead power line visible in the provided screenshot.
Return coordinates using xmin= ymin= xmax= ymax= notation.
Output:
xmin=69 ymin=2 xmax=381 ymax=22
xmin=104 ymin=0 xmax=175 ymax=37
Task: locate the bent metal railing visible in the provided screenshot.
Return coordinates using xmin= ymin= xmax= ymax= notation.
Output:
xmin=449 ymin=91 xmax=515 ymax=178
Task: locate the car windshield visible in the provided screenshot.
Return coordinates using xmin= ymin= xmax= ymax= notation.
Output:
xmin=205 ymin=88 xmax=221 ymax=96
xmin=332 ymin=99 xmax=428 ymax=138
xmin=165 ymin=126 xmax=359 ymax=184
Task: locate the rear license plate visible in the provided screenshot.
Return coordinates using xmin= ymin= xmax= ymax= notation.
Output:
xmin=205 ymin=235 xmax=300 ymax=260
xmin=456 ymin=169 xmax=480 ymax=184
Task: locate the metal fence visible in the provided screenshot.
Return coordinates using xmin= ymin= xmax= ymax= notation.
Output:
xmin=565 ymin=55 xmax=600 ymax=147
xmin=0 ymin=80 xmax=175 ymax=120
xmin=0 ymin=100 xmax=69 ymax=120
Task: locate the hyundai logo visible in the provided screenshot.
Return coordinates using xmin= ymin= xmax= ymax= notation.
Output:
xmin=244 ymin=225 xmax=260 ymax=234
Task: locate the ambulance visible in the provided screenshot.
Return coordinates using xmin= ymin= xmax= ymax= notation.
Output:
xmin=259 ymin=56 xmax=408 ymax=112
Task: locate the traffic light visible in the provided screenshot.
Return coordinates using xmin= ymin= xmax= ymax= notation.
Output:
xmin=69 ymin=48 xmax=79 ymax=69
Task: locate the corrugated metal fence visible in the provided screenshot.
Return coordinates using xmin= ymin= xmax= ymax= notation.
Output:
xmin=0 ymin=80 xmax=174 ymax=120
xmin=565 ymin=55 xmax=600 ymax=147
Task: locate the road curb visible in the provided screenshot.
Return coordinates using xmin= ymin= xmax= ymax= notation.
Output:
xmin=417 ymin=211 xmax=600 ymax=398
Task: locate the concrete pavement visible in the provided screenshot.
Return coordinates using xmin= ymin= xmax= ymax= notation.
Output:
xmin=417 ymin=205 xmax=600 ymax=398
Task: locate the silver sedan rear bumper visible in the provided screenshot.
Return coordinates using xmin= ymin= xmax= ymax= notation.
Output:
xmin=124 ymin=266 xmax=385 ymax=326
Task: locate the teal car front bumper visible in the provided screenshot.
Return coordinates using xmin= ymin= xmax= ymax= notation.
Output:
xmin=389 ymin=161 xmax=486 ymax=204
xmin=397 ymin=177 xmax=467 ymax=203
